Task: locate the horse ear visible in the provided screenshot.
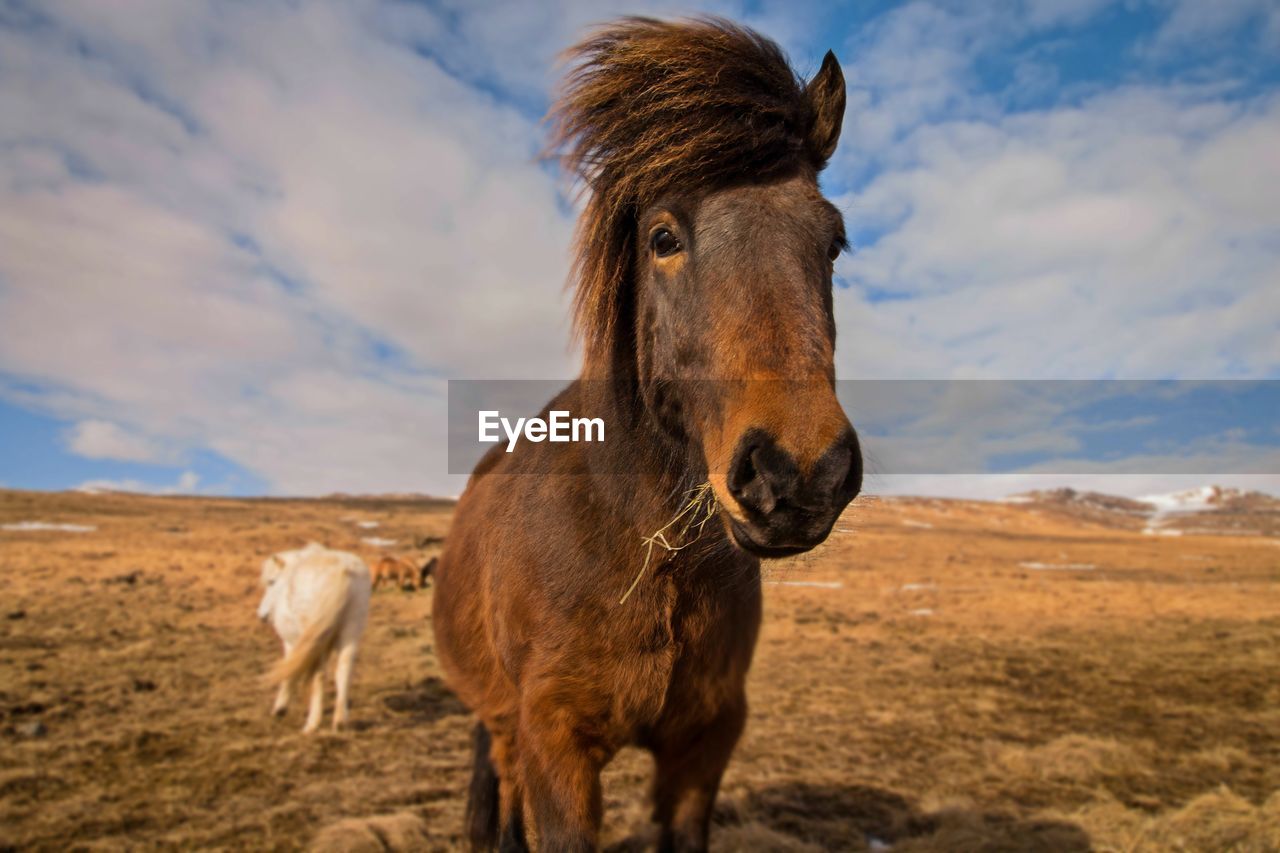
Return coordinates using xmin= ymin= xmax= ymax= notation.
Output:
xmin=805 ymin=50 xmax=846 ymax=166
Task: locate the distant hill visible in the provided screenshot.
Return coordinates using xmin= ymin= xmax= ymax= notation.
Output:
xmin=321 ymin=492 xmax=457 ymax=503
xmin=1005 ymin=487 xmax=1152 ymax=514
xmin=1006 ymin=485 xmax=1280 ymax=537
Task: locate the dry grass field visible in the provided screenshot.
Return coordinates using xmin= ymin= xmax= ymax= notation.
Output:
xmin=1 ymin=488 xmax=1278 ymax=851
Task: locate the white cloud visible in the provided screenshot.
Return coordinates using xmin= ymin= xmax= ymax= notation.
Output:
xmin=372 ymin=0 xmax=830 ymax=105
xmin=76 ymin=469 xmax=200 ymax=495
xmin=0 ymin=1 xmax=1275 ymax=498
xmin=831 ymin=3 xmax=1280 ymax=382
xmin=0 ymin=0 xmax=583 ymax=495
xmin=1144 ymin=0 xmax=1280 ymax=56
xmin=837 ymin=93 xmax=1280 ymax=378
xmin=64 ymin=419 xmax=167 ymax=463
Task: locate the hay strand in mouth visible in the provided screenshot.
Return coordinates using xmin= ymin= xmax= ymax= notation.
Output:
xmin=619 ymin=482 xmax=718 ymax=604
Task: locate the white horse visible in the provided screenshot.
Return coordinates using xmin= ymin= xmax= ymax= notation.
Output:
xmin=257 ymin=543 xmax=372 ymax=733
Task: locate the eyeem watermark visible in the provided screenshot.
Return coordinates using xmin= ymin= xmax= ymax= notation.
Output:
xmin=450 ymin=379 xmax=1280 ymax=475
xmin=479 ymin=410 xmax=605 ymax=452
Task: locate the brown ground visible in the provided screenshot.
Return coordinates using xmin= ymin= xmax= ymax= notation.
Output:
xmin=1 ymin=489 xmax=1278 ymax=852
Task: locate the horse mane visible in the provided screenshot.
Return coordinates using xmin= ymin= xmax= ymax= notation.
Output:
xmin=547 ymin=17 xmax=829 ymax=368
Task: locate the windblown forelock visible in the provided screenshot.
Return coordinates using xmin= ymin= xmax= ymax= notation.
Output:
xmin=547 ymin=17 xmax=815 ymax=368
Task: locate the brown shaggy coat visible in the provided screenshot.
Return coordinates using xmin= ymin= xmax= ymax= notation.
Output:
xmin=434 ymin=17 xmax=856 ymax=852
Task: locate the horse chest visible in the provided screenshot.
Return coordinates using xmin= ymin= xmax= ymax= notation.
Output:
xmin=608 ymin=575 xmax=755 ymax=737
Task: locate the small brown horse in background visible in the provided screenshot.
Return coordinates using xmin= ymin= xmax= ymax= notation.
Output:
xmin=371 ymin=555 xmax=434 ymax=591
xmin=433 ymin=18 xmax=860 ymax=852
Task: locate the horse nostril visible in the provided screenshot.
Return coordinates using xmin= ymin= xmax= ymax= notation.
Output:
xmin=809 ymin=431 xmax=861 ymax=505
xmin=728 ymin=441 xmax=770 ymax=516
xmin=728 ymin=434 xmax=799 ymax=518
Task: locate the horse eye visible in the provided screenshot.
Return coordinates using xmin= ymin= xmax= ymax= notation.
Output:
xmin=828 ymin=241 xmax=843 ymax=262
xmin=651 ymin=228 xmax=682 ymax=258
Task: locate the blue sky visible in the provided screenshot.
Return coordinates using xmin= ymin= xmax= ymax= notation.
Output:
xmin=0 ymin=0 xmax=1277 ymax=498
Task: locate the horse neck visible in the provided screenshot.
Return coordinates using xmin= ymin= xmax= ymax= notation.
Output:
xmin=575 ymin=365 xmax=702 ymax=522
xmin=570 ymin=363 xmax=752 ymax=602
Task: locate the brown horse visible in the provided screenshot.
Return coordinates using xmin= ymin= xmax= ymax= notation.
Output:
xmin=433 ymin=18 xmax=860 ymax=852
xmin=371 ymin=555 xmax=419 ymax=591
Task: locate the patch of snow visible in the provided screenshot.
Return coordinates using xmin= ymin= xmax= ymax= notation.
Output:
xmin=910 ymin=608 xmax=934 ymax=616
xmin=900 ymin=583 xmax=937 ymax=592
xmin=2 ymin=521 xmax=96 ymax=533
xmin=1013 ymin=560 xmax=1095 ymax=568
xmin=901 ymin=519 xmax=934 ymax=529
xmin=999 ymin=495 xmax=1032 ymax=504
xmin=1138 ymin=485 xmax=1235 ymax=535
xmin=355 ymin=520 xmax=380 ymax=529
xmin=1139 ymin=485 xmax=1222 ymax=513
xmin=361 ymin=537 xmax=398 ymax=547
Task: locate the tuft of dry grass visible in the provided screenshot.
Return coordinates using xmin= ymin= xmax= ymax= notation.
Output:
xmin=1069 ymin=787 xmax=1280 ymax=852
xmin=993 ymin=734 xmax=1148 ymax=785
xmin=619 ymin=482 xmax=718 ymax=604
xmin=309 ymin=812 xmax=433 ymax=852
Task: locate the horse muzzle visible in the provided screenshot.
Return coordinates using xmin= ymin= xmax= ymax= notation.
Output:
xmin=724 ymin=426 xmax=861 ymax=557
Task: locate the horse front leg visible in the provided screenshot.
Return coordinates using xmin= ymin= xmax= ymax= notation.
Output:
xmin=650 ymin=698 xmax=746 ymax=853
xmin=271 ymin=641 xmax=294 ymax=716
xmin=488 ymin=728 xmax=529 ymax=852
xmin=519 ymin=701 xmax=606 ymax=852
